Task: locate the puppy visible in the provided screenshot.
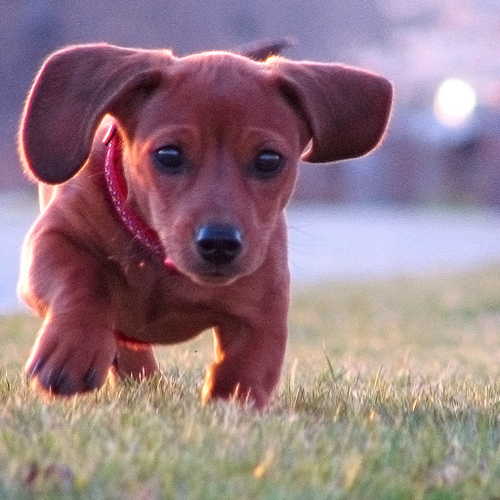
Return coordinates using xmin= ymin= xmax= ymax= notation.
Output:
xmin=18 ymin=41 xmax=392 ymax=408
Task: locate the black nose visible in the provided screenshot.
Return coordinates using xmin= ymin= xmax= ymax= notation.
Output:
xmin=196 ymin=224 xmax=243 ymax=266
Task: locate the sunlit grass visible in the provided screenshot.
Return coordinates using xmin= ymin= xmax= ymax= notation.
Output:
xmin=3 ymin=265 xmax=500 ymax=498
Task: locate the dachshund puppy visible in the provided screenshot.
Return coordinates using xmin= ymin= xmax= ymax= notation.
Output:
xmin=18 ymin=41 xmax=392 ymax=407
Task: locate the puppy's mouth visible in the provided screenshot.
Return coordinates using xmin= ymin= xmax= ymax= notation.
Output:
xmin=163 ymin=253 xmax=242 ymax=284
xmin=186 ymin=262 xmax=245 ymax=286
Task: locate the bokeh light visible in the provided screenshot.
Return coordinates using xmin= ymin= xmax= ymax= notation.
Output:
xmin=434 ymin=79 xmax=477 ymax=127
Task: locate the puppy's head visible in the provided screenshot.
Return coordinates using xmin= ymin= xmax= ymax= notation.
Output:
xmin=19 ymin=43 xmax=392 ymax=285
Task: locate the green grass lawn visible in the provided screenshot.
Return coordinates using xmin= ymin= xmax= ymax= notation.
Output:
xmin=3 ymin=266 xmax=500 ymax=499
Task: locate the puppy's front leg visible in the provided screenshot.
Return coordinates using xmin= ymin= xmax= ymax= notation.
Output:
xmin=20 ymin=231 xmax=117 ymax=395
xmin=201 ymin=315 xmax=287 ymax=409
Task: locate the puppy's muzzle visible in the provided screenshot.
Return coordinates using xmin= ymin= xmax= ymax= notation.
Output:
xmin=195 ymin=224 xmax=243 ymax=267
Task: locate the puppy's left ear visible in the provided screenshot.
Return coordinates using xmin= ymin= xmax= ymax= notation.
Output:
xmin=269 ymin=59 xmax=393 ymax=163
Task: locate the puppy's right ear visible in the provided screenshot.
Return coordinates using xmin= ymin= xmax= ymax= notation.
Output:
xmin=19 ymin=43 xmax=173 ymax=184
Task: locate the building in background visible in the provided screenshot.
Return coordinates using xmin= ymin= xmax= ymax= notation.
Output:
xmin=1 ymin=0 xmax=499 ymax=204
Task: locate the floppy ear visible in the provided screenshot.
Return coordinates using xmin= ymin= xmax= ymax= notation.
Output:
xmin=268 ymin=59 xmax=393 ymax=163
xmin=235 ymin=38 xmax=294 ymax=62
xmin=19 ymin=43 xmax=172 ymax=184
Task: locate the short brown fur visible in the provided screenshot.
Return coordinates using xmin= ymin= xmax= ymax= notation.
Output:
xmin=18 ymin=41 xmax=392 ymax=408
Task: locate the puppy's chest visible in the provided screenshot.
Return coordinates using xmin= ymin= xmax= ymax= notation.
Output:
xmin=113 ymin=254 xmax=211 ymax=311
xmin=111 ymin=256 xmax=226 ymax=341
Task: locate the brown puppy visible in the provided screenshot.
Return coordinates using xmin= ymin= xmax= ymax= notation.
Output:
xmin=18 ymin=42 xmax=392 ymax=408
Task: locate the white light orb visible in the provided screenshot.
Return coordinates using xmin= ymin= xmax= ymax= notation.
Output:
xmin=434 ymin=79 xmax=477 ymax=127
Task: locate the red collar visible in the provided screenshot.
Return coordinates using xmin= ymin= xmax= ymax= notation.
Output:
xmin=103 ymin=123 xmax=176 ymax=271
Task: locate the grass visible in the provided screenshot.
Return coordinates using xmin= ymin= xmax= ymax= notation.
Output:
xmin=3 ymin=266 xmax=500 ymax=498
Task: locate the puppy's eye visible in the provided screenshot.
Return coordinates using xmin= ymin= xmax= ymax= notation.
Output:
xmin=252 ymin=150 xmax=284 ymax=180
xmin=154 ymin=146 xmax=185 ymax=174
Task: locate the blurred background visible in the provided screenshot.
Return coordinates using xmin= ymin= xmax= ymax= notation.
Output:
xmin=1 ymin=0 xmax=500 ymax=203
xmin=2 ymin=0 xmax=500 ymax=311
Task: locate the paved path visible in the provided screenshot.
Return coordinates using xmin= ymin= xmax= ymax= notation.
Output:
xmin=287 ymin=204 xmax=500 ymax=283
xmin=0 ymin=191 xmax=39 ymax=313
xmin=3 ymin=191 xmax=500 ymax=312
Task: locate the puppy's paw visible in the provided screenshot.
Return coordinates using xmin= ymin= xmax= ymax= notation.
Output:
xmin=201 ymin=364 xmax=271 ymax=409
xmin=112 ymin=339 xmax=159 ymax=380
xmin=25 ymin=323 xmax=117 ymax=396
